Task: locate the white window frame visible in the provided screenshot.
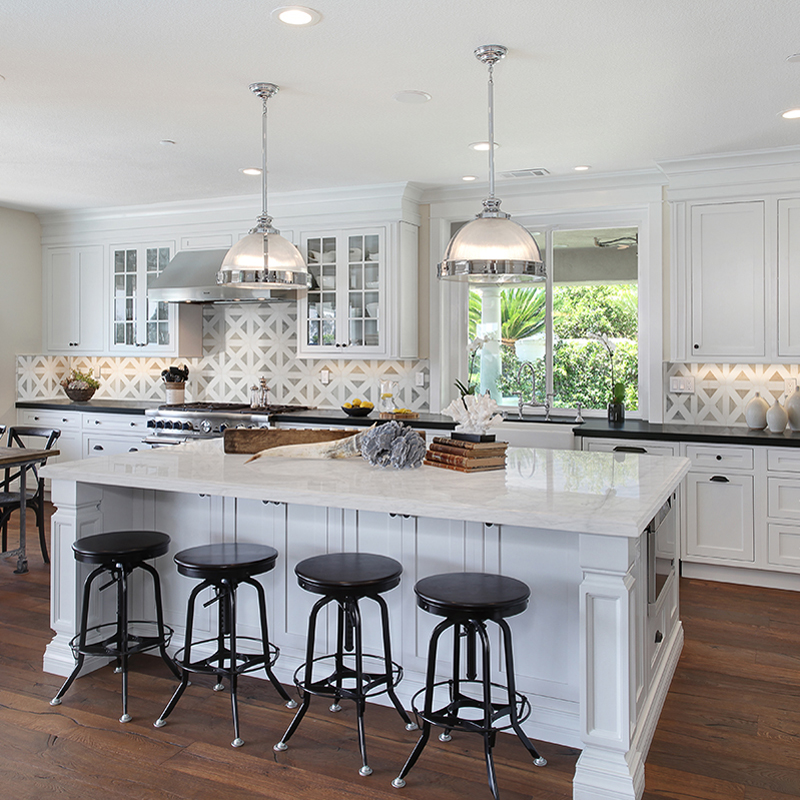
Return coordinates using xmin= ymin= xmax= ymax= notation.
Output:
xmin=430 ymin=203 xmax=662 ymax=423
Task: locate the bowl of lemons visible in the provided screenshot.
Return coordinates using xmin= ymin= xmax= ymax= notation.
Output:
xmin=342 ymin=398 xmax=374 ymax=417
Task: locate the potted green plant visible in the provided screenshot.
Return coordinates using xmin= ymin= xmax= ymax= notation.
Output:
xmin=608 ymin=381 xmax=625 ymax=424
xmin=60 ymin=368 xmax=100 ymax=402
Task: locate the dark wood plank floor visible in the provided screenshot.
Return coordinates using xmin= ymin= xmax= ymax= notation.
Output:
xmin=1 ymin=506 xmax=798 ymax=799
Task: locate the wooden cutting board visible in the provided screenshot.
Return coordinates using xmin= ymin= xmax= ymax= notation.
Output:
xmin=223 ymin=427 xmax=359 ymax=454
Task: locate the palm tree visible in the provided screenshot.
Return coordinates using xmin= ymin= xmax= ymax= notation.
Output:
xmin=468 ymin=287 xmax=546 ymax=344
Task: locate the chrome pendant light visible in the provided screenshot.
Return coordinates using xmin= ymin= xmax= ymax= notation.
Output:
xmin=439 ymin=45 xmax=545 ymax=284
xmin=217 ymin=83 xmax=309 ymax=289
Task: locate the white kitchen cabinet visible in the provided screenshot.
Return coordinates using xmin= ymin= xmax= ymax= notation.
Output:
xmin=82 ymin=412 xmax=148 ymax=458
xmin=44 ymin=245 xmax=105 ymax=354
xmin=688 ymin=201 xmax=765 ymax=360
xmin=110 ymin=242 xmax=202 ymax=357
xmin=17 ymin=408 xmax=83 ymax=465
xmin=778 ymin=198 xmax=800 ymax=357
xmin=581 ymin=438 xmax=678 ymax=457
xmin=296 ymin=224 xmax=418 ymax=359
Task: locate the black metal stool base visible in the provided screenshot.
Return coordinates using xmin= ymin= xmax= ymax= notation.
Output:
xmin=50 ymin=532 xmax=179 ymax=724
xmin=393 ymin=573 xmax=547 ymax=800
xmin=154 ymin=544 xmax=294 ymax=748
xmin=274 ymin=554 xmax=416 ymax=777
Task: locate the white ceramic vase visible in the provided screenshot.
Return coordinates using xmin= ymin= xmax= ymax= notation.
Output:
xmin=786 ymin=387 xmax=800 ymax=431
xmin=744 ymin=392 xmax=769 ymax=430
xmin=767 ymin=398 xmax=788 ymax=434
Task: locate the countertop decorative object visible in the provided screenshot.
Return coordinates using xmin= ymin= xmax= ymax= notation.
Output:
xmin=442 ymin=392 xmax=503 ymax=437
xmin=60 ymin=368 xmax=99 ymax=403
xmin=766 ymin=398 xmax=788 ymax=434
xmin=786 ymin=387 xmax=800 ymax=431
xmin=745 ymin=392 xmax=769 ymax=430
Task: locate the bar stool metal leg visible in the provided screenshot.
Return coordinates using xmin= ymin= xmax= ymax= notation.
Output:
xmin=376 ymin=594 xmax=417 ymax=731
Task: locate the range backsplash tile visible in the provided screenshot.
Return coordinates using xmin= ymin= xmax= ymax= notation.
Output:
xmin=17 ymin=304 xmax=429 ymax=411
xmin=665 ymin=362 xmax=800 ymax=425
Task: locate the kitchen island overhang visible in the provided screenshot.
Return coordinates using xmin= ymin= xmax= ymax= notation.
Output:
xmin=42 ymin=446 xmax=689 ymax=800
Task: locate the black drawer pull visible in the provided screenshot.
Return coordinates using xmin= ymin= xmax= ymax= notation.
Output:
xmin=709 ymin=475 xmax=729 ymax=483
xmin=613 ymin=446 xmax=648 ymax=454
xmin=93 ymin=445 xmax=103 ymax=451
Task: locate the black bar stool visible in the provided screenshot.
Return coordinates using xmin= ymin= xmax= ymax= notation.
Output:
xmin=50 ymin=530 xmax=180 ymax=723
xmin=392 ymin=572 xmax=547 ymax=799
xmin=274 ymin=552 xmax=416 ymax=776
xmin=154 ymin=542 xmax=295 ymax=747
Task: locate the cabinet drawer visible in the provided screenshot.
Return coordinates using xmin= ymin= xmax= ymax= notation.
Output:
xmin=767 ymin=523 xmax=800 ymax=568
xmin=767 ymin=448 xmax=800 ymax=473
xmin=82 ymin=413 xmax=148 ymax=433
xmin=18 ymin=409 xmax=82 ymax=430
xmin=84 ymin=434 xmax=145 ymax=458
xmin=685 ymin=444 xmax=754 ymax=470
xmin=768 ymin=476 xmax=800 ymax=520
xmin=582 ymin=438 xmax=678 ymax=456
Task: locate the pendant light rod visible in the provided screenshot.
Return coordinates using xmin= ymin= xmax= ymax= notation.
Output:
xmin=250 ymin=82 xmax=278 ymax=229
xmin=474 ymin=45 xmax=506 ymax=205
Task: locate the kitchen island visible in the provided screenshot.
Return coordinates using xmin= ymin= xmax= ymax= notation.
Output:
xmin=41 ymin=444 xmax=689 ymax=800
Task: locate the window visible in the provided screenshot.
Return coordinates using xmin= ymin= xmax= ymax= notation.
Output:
xmin=466 ymin=226 xmax=639 ymax=415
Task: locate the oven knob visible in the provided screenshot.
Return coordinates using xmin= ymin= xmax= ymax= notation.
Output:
xmin=182 ymin=421 xmax=193 ymax=431
xmin=156 ymin=420 xmax=165 ymax=429
xmin=200 ymin=419 xmax=212 ymax=434
xmin=147 ymin=419 xmax=156 ymax=428
xmin=164 ymin=420 xmax=173 ymax=429
xmin=219 ymin=423 xmax=228 ymax=433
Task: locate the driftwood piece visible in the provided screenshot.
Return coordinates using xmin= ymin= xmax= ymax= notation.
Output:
xmin=223 ymin=427 xmax=359 ymax=455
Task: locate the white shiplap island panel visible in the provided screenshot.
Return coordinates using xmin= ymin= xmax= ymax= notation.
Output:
xmin=42 ymin=446 xmax=689 ymax=800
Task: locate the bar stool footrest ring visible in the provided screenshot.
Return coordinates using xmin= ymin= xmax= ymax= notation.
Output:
xmin=293 ymin=653 xmax=403 ymax=701
xmin=410 ymin=679 xmax=531 ymax=736
xmin=172 ymin=636 xmax=279 ymax=677
xmin=68 ymin=620 xmax=174 ymax=660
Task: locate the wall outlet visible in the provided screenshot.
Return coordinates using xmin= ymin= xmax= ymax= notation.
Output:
xmin=415 ymin=372 xmax=426 ymax=387
xmin=669 ymin=376 xmax=695 ymax=394
xmin=320 ymin=369 xmax=330 ymax=385
xmin=786 ymin=378 xmax=797 ymax=397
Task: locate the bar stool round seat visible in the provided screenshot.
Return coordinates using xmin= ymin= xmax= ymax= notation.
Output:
xmin=50 ymin=530 xmax=180 ymax=724
xmin=274 ymin=552 xmax=415 ymax=777
xmin=393 ymin=572 xmax=547 ymax=800
xmin=154 ymin=542 xmax=294 ymax=748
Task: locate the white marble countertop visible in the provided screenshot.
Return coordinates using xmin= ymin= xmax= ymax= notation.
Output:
xmin=42 ymin=444 xmax=690 ymax=538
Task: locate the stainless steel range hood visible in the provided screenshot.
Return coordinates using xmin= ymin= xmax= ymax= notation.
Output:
xmin=148 ymin=249 xmax=296 ymax=303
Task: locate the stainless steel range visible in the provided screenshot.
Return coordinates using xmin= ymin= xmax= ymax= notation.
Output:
xmin=144 ymin=402 xmax=310 ymax=446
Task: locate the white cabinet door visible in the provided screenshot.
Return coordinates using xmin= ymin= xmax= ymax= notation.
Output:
xmin=778 ymin=198 xmax=800 ymax=357
xmin=689 ymin=201 xmax=765 ymax=359
xmin=17 ymin=408 xmax=83 ymax=464
xmin=685 ymin=471 xmax=755 ymax=562
xmin=45 ymin=246 xmax=105 ymax=353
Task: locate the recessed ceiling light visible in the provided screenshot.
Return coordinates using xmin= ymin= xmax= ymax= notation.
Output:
xmin=468 ymin=141 xmax=498 ymax=151
xmin=573 ymin=165 xmax=591 ymax=171
xmin=782 ymin=108 xmax=800 ymax=119
xmin=462 ymin=175 xmax=477 ymax=181
xmin=272 ymin=6 xmax=321 ymax=25
xmin=240 ymin=167 xmax=262 ymax=175
xmin=159 ymin=139 xmax=176 ymax=146
xmin=392 ymin=90 xmax=431 ymax=104
xmin=787 ymin=54 xmax=800 ymax=63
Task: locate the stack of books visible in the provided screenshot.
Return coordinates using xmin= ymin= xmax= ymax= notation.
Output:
xmin=423 ymin=436 xmax=508 ymax=473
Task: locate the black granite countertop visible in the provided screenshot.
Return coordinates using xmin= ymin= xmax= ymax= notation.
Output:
xmin=273 ymin=408 xmax=457 ymax=430
xmin=16 ymin=399 xmax=161 ymax=415
xmin=574 ymin=418 xmax=800 ymax=447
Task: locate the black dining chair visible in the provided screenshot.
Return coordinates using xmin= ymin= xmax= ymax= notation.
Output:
xmin=0 ymin=426 xmax=61 ymax=563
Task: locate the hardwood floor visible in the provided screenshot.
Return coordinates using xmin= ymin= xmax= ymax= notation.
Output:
xmin=1 ymin=505 xmax=798 ymax=799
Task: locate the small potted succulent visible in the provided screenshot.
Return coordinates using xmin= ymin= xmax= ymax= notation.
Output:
xmin=60 ymin=368 xmax=100 ymax=402
xmin=608 ymin=381 xmax=626 ymax=424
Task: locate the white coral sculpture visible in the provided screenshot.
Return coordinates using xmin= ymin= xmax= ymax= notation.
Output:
xmin=442 ymin=392 xmax=503 ymax=435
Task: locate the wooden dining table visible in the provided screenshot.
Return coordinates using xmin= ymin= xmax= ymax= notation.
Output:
xmin=0 ymin=446 xmax=59 ymax=574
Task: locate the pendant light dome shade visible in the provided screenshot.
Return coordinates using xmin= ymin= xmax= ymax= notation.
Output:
xmin=438 ymin=46 xmax=545 ymax=284
xmin=217 ymin=82 xmax=309 ymax=290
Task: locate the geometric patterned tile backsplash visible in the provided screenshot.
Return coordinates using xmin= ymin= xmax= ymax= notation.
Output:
xmin=17 ymin=304 xmax=430 ymax=412
xmin=665 ymin=362 xmax=800 ymax=426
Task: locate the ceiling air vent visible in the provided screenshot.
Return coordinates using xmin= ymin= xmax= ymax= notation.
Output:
xmin=498 ymin=168 xmax=550 ymax=178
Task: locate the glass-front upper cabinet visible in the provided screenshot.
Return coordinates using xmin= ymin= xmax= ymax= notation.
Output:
xmin=298 ymin=228 xmax=385 ymax=356
xmin=111 ymin=242 xmax=178 ymax=352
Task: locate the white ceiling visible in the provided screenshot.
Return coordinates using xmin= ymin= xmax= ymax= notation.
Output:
xmin=3 ymin=0 xmax=800 ymax=214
